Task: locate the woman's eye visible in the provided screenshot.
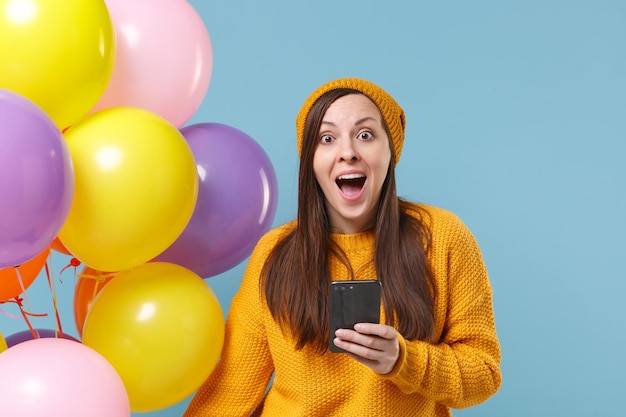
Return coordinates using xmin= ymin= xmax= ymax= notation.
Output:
xmin=358 ymin=131 xmax=373 ymax=140
xmin=320 ymin=134 xmax=333 ymax=143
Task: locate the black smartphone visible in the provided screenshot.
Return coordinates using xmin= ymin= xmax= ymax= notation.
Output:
xmin=328 ymin=280 xmax=381 ymax=353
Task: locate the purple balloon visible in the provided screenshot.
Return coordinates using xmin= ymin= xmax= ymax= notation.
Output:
xmin=0 ymin=89 xmax=74 ymax=268
xmin=5 ymin=328 xmax=80 ymax=348
xmin=156 ymin=122 xmax=278 ymax=278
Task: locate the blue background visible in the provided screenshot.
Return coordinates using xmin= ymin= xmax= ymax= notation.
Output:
xmin=1 ymin=1 xmax=625 ymax=416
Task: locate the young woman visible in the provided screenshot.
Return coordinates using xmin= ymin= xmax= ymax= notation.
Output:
xmin=184 ymin=78 xmax=501 ymax=416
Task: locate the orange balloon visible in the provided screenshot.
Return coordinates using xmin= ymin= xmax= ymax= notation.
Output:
xmin=73 ymin=266 xmax=117 ymax=337
xmin=50 ymin=237 xmax=72 ymax=256
xmin=0 ymin=247 xmax=50 ymax=301
xmin=74 ymin=262 xmax=154 ymax=335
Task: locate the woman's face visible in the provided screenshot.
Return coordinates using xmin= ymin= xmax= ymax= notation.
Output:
xmin=313 ymin=93 xmax=391 ymax=234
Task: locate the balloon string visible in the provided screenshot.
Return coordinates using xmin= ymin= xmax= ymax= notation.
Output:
xmin=76 ymin=270 xmax=118 ymax=301
xmin=0 ymin=298 xmax=48 ymax=317
xmin=0 ymin=305 xmax=21 ymax=319
xmin=44 ymin=259 xmax=64 ymax=337
xmin=14 ymin=267 xmax=33 ymax=312
xmin=13 ymin=267 xmax=39 ymax=338
xmin=77 ymin=271 xmax=118 ymax=281
xmin=2 ymin=297 xmax=48 ymax=339
xmin=91 ymin=280 xmax=99 ymax=305
xmin=17 ymin=297 xmax=39 ymax=339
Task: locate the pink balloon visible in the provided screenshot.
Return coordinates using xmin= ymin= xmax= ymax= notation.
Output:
xmin=92 ymin=0 xmax=212 ymax=127
xmin=0 ymin=338 xmax=130 ymax=417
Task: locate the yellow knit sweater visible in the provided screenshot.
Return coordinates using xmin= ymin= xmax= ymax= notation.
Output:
xmin=184 ymin=204 xmax=501 ymax=417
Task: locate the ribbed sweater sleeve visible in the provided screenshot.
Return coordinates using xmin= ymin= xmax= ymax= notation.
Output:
xmin=383 ymin=205 xmax=501 ymax=408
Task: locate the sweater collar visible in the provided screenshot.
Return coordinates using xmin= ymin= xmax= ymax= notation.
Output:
xmin=329 ymin=229 xmax=375 ymax=250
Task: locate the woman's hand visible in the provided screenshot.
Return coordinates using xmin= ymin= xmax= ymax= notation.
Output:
xmin=333 ymin=323 xmax=400 ymax=374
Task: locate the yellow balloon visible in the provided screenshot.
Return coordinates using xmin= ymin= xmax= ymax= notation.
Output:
xmin=0 ymin=0 xmax=115 ymax=129
xmin=82 ymin=262 xmax=225 ymax=412
xmin=59 ymin=107 xmax=198 ymax=272
xmin=0 ymin=330 xmax=7 ymax=354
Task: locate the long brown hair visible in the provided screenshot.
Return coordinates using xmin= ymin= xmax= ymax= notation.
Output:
xmin=261 ymin=89 xmax=435 ymax=352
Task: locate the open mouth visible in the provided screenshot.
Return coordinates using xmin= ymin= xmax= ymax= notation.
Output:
xmin=336 ymin=173 xmax=366 ymax=197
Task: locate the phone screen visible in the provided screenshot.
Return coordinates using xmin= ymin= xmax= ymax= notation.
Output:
xmin=328 ymin=280 xmax=381 ymax=353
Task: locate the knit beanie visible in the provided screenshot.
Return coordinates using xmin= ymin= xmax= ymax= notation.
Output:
xmin=295 ymin=78 xmax=406 ymax=165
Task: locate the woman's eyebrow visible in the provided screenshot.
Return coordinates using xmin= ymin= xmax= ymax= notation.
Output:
xmin=321 ymin=116 xmax=378 ymax=127
xmin=354 ymin=116 xmax=378 ymax=126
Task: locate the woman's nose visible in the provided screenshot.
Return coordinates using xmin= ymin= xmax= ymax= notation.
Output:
xmin=339 ymin=139 xmax=357 ymax=162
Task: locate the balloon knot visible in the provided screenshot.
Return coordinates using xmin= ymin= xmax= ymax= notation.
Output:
xmin=59 ymin=257 xmax=81 ymax=276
